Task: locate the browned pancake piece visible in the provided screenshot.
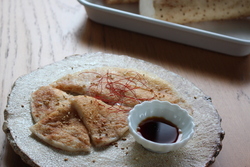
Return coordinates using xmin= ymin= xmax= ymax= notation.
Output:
xmin=31 ymin=86 xmax=72 ymax=122
xmin=30 ymin=107 xmax=91 ymax=152
xmin=72 ymin=95 xmax=130 ymax=147
xmin=90 ymin=97 xmax=131 ymax=137
xmin=51 ymin=67 xmax=189 ymax=112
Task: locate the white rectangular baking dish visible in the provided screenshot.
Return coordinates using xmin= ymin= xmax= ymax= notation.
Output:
xmin=78 ymin=0 xmax=250 ymax=56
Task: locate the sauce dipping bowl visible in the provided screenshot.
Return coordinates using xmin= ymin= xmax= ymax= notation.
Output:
xmin=128 ymin=100 xmax=195 ymax=153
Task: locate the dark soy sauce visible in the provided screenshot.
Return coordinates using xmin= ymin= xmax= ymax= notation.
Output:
xmin=137 ymin=117 xmax=180 ymax=143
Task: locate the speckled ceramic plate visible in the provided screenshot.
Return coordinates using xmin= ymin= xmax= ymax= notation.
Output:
xmin=3 ymin=52 xmax=224 ymax=167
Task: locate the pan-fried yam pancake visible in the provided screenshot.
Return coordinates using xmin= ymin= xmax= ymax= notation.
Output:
xmin=30 ymin=107 xmax=91 ymax=152
xmin=140 ymin=0 xmax=250 ymax=24
xmin=72 ymin=96 xmax=130 ymax=147
xmin=31 ymin=86 xmax=72 ymax=123
xmin=105 ymin=0 xmax=138 ymax=4
xmin=50 ymin=67 xmax=191 ymax=113
xmin=31 ymin=67 xmax=191 ymax=152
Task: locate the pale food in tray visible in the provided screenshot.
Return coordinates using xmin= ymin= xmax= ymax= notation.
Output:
xmin=103 ymin=0 xmax=250 ymax=24
xmin=3 ymin=52 xmax=224 ymax=167
xmin=79 ymin=0 xmax=250 ymax=56
xmin=140 ymin=0 xmax=250 ymax=24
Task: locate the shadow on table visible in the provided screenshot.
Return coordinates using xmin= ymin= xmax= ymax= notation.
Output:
xmin=76 ymin=19 xmax=250 ymax=85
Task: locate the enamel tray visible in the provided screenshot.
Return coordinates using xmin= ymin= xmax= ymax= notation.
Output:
xmin=78 ymin=0 xmax=250 ymax=56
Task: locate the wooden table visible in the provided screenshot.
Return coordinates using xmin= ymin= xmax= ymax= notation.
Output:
xmin=1 ymin=0 xmax=250 ymax=166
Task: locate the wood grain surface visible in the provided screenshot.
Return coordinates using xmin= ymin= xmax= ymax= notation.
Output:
xmin=1 ymin=0 xmax=250 ymax=167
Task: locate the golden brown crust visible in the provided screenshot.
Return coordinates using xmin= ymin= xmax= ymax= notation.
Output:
xmin=51 ymin=67 xmax=191 ymax=113
xmin=72 ymin=96 xmax=130 ymax=146
xmin=74 ymin=96 xmax=118 ymax=147
xmin=31 ymin=86 xmax=72 ymax=122
xmin=30 ymin=107 xmax=91 ymax=152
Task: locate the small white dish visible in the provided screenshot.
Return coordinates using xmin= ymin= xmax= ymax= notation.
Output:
xmin=128 ymin=100 xmax=195 ymax=153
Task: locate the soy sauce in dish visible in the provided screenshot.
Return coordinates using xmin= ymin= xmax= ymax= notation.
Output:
xmin=137 ymin=117 xmax=181 ymax=143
